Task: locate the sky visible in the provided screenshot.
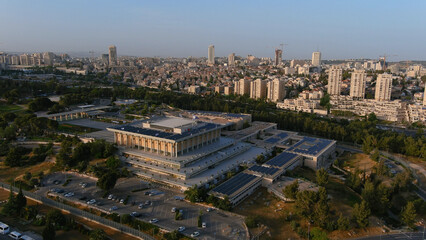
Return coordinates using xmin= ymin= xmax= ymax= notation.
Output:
xmin=1 ymin=0 xmax=426 ymax=60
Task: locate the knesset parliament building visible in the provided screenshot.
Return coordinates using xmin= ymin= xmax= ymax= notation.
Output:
xmin=107 ymin=117 xmax=264 ymax=189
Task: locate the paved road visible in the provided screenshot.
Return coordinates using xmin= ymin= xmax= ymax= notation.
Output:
xmin=352 ymin=232 xmax=425 ymax=240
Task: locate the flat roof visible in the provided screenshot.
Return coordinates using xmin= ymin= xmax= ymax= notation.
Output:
xmin=212 ymin=172 xmax=259 ymax=196
xmin=151 ymin=117 xmax=195 ymax=128
xmin=108 ymin=121 xmax=220 ymax=141
xmin=265 ymin=152 xmax=299 ymax=168
xmin=286 ymin=137 xmax=334 ymax=156
xmin=248 ymin=165 xmax=279 ymax=176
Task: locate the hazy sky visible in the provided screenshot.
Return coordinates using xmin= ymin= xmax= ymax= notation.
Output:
xmin=1 ymin=0 xmax=425 ymax=60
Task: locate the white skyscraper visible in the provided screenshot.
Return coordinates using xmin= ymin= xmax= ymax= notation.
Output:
xmin=207 ymin=45 xmax=215 ymax=65
xmin=375 ymin=73 xmax=393 ymax=101
xmin=108 ymin=45 xmax=117 ymax=66
xmin=327 ymin=66 xmax=342 ymax=96
xmin=350 ymin=69 xmax=366 ymax=99
xmin=228 ymin=53 xmax=235 ymax=67
xmin=312 ymin=51 xmax=321 ymax=66
xmin=267 ymin=78 xmax=286 ymax=102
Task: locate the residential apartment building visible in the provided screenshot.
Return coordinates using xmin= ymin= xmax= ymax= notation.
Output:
xmin=327 ymin=66 xmax=342 ymax=96
xmin=350 ymin=69 xmax=366 ymax=99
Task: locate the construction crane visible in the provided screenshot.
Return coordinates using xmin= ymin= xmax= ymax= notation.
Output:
xmin=379 ymin=54 xmax=397 ymax=71
xmin=279 ymin=43 xmax=288 ymax=52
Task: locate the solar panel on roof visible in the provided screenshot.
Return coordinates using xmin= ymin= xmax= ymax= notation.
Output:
xmin=265 ymin=152 xmax=298 ymax=167
xmin=212 ymin=173 xmax=258 ymax=196
xmin=265 ymin=137 xmax=280 ymax=144
xmin=277 ymin=132 xmax=288 ymax=139
xmin=248 ymin=165 xmax=279 ymax=175
xmin=286 ymin=137 xmax=332 ymax=155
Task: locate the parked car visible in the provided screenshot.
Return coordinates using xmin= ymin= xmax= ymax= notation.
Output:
xmin=119 ymin=199 xmax=125 ymax=204
xmin=149 ymin=218 xmax=158 ymax=223
xmin=108 ymin=194 xmax=114 ymax=200
xmin=87 ymin=199 xmax=96 ymax=205
xmin=177 ymin=226 xmax=185 ymax=232
xmin=171 ymin=207 xmax=177 ymax=213
xmin=206 ymin=207 xmax=213 ymax=212
xmin=130 ymin=212 xmax=140 ymax=217
xmin=64 ymin=192 xmax=74 ymax=197
xmin=190 ymin=232 xmax=200 ymax=237
xmin=144 ymin=200 xmax=151 ymax=206
xmin=8 ymin=231 xmax=22 ymax=240
xmin=109 ymin=206 xmax=118 ymax=211
xmin=202 ymin=222 xmax=206 ymax=228
xmin=138 ymin=203 xmax=144 ymax=209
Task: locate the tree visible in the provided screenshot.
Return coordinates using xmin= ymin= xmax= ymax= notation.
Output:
xmin=337 ymin=213 xmax=350 ymax=230
xmin=314 ymin=187 xmax=330 ymax=228
xmin=283 ymin=180 xmax=299 ymax=200
xmin=370 ymin=149 xmax=380 ymax=162
xmin=361 ymin=180 xmax=375 ymax=208
xmin=46 ymin=209 xmax=66 ymax=228
xmin=106 ymin=156 xmax=121 ymax=169
xmin=1 ymin=186 xmax=17 ymax=216
xmin=401 ymin=201 xmax=417 ymax=229
xmin=310 ymin=227 xmax=329 ymax=240
xmin=97 ymin=171 xmax=118 ymax=192
xmin=89 ymin=229 xmax=107 ymax=240
xmin=295 ymin=190 xmax=319 ymax=220
xmin=16 ymin=185 xmax=27 ymax=214
xmin=42 ymin=223 xmax=56 ymax=240
xmin=316 ymin=168 xmax=329 ymax=187
xmin=352 ymin=200 xmax=371 ymax=228
xmin=367 ymin=112 xmax=377 ymax=122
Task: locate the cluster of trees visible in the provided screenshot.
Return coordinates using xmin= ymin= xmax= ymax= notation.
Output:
xmin=94 ymin=156 xmax=123 ymax=192
xmin=3 ymin=143 xmax=53 ymax=168
xmin=56 ymin=138 xmax=115 ymax=171
xmin=183 ymin=185 xmax=232 ymax=211
xmin=0 ymin=111 xmax=58 ymax=140
xmin=1 ymin=186 xmax=27 ymax=217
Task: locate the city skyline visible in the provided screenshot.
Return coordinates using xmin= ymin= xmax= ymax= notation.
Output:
xmin=1 ymin=0 xmax=426 ymax=60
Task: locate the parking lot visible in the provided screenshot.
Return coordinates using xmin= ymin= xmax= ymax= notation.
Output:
xmin=36 ymin=173 xmax=247 ymax=240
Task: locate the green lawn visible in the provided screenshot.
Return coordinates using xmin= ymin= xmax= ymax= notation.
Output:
xmin=0 ymin=103 xmax=23 ymax=113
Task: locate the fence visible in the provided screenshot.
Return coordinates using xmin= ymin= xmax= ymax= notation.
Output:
xmin=0 ymin=182 xmax=155 ymax=240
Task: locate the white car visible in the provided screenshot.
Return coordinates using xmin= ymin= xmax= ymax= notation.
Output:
xmin=171 ymin=207 xmax=176 ymax=213
xmin=149 ymin=218 xmax=158 ymax=223
xmin=0 ymin=222 xmax=10 ymax=234
xmin=177 ymin=226 xmax=185 ymax=232
xmin=8 ymin=231 xmax=22 ymax=240
xmin=119 ymin=199 xmax=125 ymax=204
xmin=87 ymin=199 xmax=96 ymax=205
xmin=64 ymin=192 xmax=74 ymax=197
xmin=108 ymin=194 xmax=114 ymax=200
xmin=206 ymin=207 xmax=213 ymax=212
xmin=191 ymin=232 xmax=200 ymax=237
xmin=202 ymin=222 xmax=206 ymax=228
xmin=138 ymin=203 xmax=144 ymax=209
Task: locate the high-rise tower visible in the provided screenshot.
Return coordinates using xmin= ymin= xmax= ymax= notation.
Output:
xmin=350 ymin=69 xmax=366 ymax=99
xmin=375 ymin=73 xmax=392 ymax=101
xmin=108 ymin=45 xmax=117 ymax=66
xmin=207 ymin=45 xmax=215 ymax=65
xmin=312 ymin=51 xmax=321 ymax=66
xmin=327 ymin=66 xmax=342 ymax=96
